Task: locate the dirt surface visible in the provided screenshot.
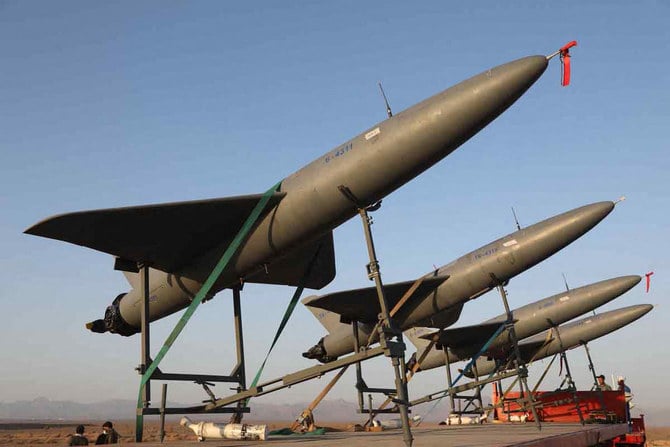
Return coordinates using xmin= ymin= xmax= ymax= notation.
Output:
xmin=0 ymin=420 xmax=355 ymax=445
xmin=648 ymin=426 xmax=670 ymax=446
xmin=0 ymin=420 xmax=667 ymax=446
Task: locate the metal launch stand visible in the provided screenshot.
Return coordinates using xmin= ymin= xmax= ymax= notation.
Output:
xmin=491 ymin=281 xmax=541 ymax=428
xmin=131 ymin=183 xmax=283 ymax=442
xmin=131 ymin=184 xmax=415 ymax=447
xmin=582 ymin=342 xmax=610 ymax=417
xmin=132 ymin=265 xmax=251 ymax=442
xmin=497 ymin=334 xmax=596 ymax=425
xmin=407 ymin=279 xmax=540 ymax=430
xmin=339 ymin=186 xmax=413 ymax=447
xmin=131 ymin=258 xmax=389 ymax=441
xmin=492 ymin=317 xmax=589 ymax=426
xmin=493 ymin=337 xmax=619 ymax=425
xmin=504 ymin=323 xmax=586 ymax=425
xmin=548 ymin=325 xmax=585 ymax=424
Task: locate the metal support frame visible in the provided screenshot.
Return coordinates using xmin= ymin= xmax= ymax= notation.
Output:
xmin=187 ymin=204 xmax=418 ymax=447
xmin=410 ymin=369 xmax=519 ymax=407
xmin=441 ymin=340 xmax=486 ymax=421
xmin=503 ymin=335 xmax=593 ymax=425
xmin=352 ymin=319 xmax=405 ymax=414
xmin=332 ymin=185 xmax=413 ymax=446
xmin=365 ymin=336 xmax=435 ymax=427
xmin=492 ymin=281 xmax=541 ymax=429
xmin=159 ymin=384 xmax=167 ymax=443
xmin=193 ymin=345 xmax=386 ymax=410
xmin=531 ymin=354 xmax=558 ymax=393
xmin=409 ymin=280 xmax=541 ymax=428
xmin=353 ymin=205 xmax=413 ymax=447
xmin=497 ymin=323 xmax=585 ymax=426
xmin=129 ymin=184 xmax=419 ymax=446
xmin=229 ymin=286 xmax=247 ymax=423
xmin=551 ymin=325 xmax=585 ymax=425
xmin=408 ymin=323 xmax=512 ymax=421
xmin=352 ymin=321 xmax=366 ymax=411
xmin=583 ymin=342 xmax=608 ymax=415
xmin=135 ymin=270 xmax=250 ymax=442
xmin=132 ymin=286 xmax=387 ymax=423
xmin=290 ymin=365 xmax=349 ymax=432
xmin=139 ymin=265 xmax=151 ymax=410
xmin=454 ymin=355 xmax=485 ymax=420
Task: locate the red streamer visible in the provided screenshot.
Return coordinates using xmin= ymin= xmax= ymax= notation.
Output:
xmin=645 ymin=271 xmax=654 ymax=293
xmin=560 ymin=41 xmax=577 ymax=87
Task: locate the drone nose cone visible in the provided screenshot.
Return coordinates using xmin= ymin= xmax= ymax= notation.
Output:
xmin=491 ymin=55 xmax=549 ymax=94
xmin=570 ymin=276 xmax=641 ymax=311
xmin=604 ymin=304 xmax=654 ymax=328
xmin=571 ymin=201 xmax=616 ymax=229
xmin=629 ymin=303 xmax=654 ymax=320
xmin=509 ymin=201 xmax=615 ymax=271
xmin=612 ymin=275 xmax=643 ymax=295
xmin=548 ymin=201 xmax=615 ymax=244
xmin=448 ymin=55 xmax=549 ymax=132
xmin=593 ymin=275 xmax=642 ymax=302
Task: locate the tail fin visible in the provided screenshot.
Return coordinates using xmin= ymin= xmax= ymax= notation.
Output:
xmin=404 ymin=327 xmax=434 ymax=351
xmin=302 ymin=295 xmax=345 ymax=334
xmin=123 ymin=271 xmax=139 ymax=287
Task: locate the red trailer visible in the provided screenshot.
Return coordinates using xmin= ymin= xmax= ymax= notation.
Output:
xmin=491 ymin=385 xmax=646 ymax=446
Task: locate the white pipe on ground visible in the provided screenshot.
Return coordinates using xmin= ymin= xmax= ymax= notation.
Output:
xmin=180 ymin=417 xmax=267 ymax=441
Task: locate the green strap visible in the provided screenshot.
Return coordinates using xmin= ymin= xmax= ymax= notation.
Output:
xmin=135 ymin=180 xmax=282 ymax=439
xmin=244 ymin=244 xmax=323 ymax=405
xmin=247 ymin=283 xmax=305 ymax=395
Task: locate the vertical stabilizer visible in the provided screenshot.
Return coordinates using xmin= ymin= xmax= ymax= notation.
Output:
xmin=404 ymin=327 xmax=434 ymax=350
xmin=302 ymin=295 xmax=345 ymax=334
xmin=123 ymin=271 xmax=139 ymax=288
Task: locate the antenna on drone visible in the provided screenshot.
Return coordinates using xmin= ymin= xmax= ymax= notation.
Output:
xmin=562 ymin=273 xmax=571 ymax=292
xmin=511 ymin=207 xmax=521 ymax=231
xmin=378 ymin=82 xmax=393 ymax=118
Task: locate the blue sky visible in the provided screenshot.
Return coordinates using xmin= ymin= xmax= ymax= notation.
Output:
xmin=1 ymin=1 xmax=668 ymax=419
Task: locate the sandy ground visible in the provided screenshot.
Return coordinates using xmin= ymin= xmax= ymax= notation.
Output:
xmin=648 ymin=427 xmax=670 ymax=446
xmin=0 ymin=420 xmax=357 ymax=445
xmin=0 ymin=420 xmax=667 ymax=446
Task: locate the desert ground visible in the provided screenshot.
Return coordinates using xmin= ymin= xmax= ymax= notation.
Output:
xmin=0 ymin=420 xmax=668 ymax=446
xmin=646 ymin=427 xmax=670 ymax=447
xmin=0 ymin=420 xmax=370 ymax=446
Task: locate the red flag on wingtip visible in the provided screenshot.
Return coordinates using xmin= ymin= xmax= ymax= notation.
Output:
xmin=560 ymin=41 xmax=577 ymax=86
xmin=645 ymin=271 xmax=654 ymax=293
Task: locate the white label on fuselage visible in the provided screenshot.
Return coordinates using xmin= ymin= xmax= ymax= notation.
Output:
xmin=365 ymin=127 xmax=381 ymax=140
xmin=503 ymin=239 xmax=518 ymax=247
xmin=559 ymin=296 xmax=570 ymax=302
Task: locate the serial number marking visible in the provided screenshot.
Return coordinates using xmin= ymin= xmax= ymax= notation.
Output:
xmin=324 ymin=142 xmax=353 ymax=163
xmin=539 ymin=300 xmax=554 ymax=310
xmin=474 ymin=247 xmax=498 ymax=260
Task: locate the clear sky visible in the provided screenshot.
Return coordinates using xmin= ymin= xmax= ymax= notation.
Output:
xmin=1 ymin=0 xmax=668 ymax=420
